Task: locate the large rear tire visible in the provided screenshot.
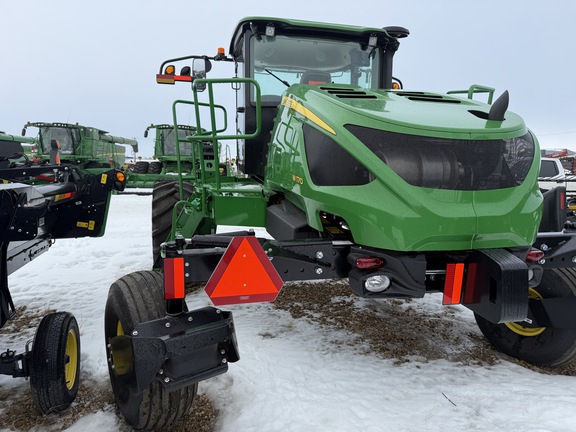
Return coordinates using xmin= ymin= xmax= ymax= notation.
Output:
xmin=104 ymin=270 xmax=197 ymax=429
xmin=475 ymin=267 xmax=576 ymax=367
xmin=148 ymin=161 xmax=162 ymax=174
xmin=30 ymin=311 xmax=80 ymax=413
xmin=152 ymin=181 xmax=193 ymax=264
xmin=133 ymin=161 xmax=149 ymax=174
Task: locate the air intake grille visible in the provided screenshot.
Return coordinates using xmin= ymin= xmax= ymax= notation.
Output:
xmin=395 ymin=91 xmax=461 ymax=104
xmin=319 ymin=87 xmax=378 ymax=99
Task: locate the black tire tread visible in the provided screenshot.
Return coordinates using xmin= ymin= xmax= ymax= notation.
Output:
xmin=133 ymin=161 xmax=149 ymax=174
xmin=105 ymin=270 xmax=197 ymax=430
xmin=148 ymin=161 xmax=162 ymax=174
xmin=475 ymin=267 xmax=576 ymax=367
xmin=30 ymin=311 xmax=80 ymax=414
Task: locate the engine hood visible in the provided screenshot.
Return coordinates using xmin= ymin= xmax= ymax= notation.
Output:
xmin=284 ymin=84 xmax=527 ymax=139
xmin=267 ymin=83 xmax=541 ymax=252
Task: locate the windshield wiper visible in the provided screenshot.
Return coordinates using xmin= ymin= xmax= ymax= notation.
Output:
xmin=264 ymin=68 xmax=290 ymax=87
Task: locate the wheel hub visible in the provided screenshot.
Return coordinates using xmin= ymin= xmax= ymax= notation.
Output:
xmin=504 ymin=288 xmax=546 ymax=336
xmin=65 ymin=329 xmax=79 ymax=390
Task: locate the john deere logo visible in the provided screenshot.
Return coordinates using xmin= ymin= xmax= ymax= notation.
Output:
xmin=292 ymin=174 xmax=304 ymax=185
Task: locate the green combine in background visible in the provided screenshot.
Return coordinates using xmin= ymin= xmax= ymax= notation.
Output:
xmin=125 ymin=124 xmax=202 ymax=188
xmin=22 ymin=121 xmax=138 ymax=170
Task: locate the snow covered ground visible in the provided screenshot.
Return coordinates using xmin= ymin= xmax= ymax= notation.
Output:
xmin=1 ymin=193 xmax=576 ymax=431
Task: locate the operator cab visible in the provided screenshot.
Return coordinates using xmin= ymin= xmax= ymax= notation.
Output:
xmin=37 ymin=125 xmax=77 ymax=155
xmin=228 ymin=17 xmax=408 ymax=178
xmin=144 ymin=124 xmax=194 ymax=157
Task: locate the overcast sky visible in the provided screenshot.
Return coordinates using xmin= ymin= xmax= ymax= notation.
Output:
xmin=2 ymin=0 xmax=575 ymax=156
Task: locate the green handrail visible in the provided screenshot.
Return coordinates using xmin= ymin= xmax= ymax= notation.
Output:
xmin=447 ymin=84 xmax=495 ymax=104
xmin=170 ymin=77 xmax=262 ymax=206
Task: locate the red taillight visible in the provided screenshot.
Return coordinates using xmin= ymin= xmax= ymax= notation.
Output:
xmin=164 ymin=257 xmax=185 ymax=300
xmin=443 ymin=263 xmax=465 ymax=305
xmin=355 ymin=257 xmax=385 ymax=269
xmin=526 ymin=249 xmax=545 ymax=263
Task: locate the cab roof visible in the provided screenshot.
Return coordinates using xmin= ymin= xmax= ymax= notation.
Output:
xmin=229 ymin=16 xmax=409 ymax=58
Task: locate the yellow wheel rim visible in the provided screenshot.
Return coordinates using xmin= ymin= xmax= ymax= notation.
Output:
xmin=505 ymin=288 xmax=546 ymax=337
xmin=65 ymin=329 xmax=79 ymax=390
xmin=111 ymin=320 xmax=132 ymax=375
xmin=117 ymin=320 xmax=124 ymax=336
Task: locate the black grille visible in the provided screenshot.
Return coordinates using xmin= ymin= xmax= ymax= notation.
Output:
xmin=304 ymin=124 xmax=370 ymax=186
xmin=345 ymin=125 xmax=535 ymax=191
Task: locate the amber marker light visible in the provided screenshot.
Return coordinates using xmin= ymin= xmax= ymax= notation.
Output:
xmin=116 ymin=171 xmax=126 ymax=182
xmin=215 ymin=47 xmax=227 ymax=60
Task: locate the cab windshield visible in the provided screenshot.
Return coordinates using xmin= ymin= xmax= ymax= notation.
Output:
xmin=39 ymin=127 xmax=77 ymax=154
xmin=162 ymin=128 xmax=193 ymax=156
xmin=250 ymin=35 xmax=380 ymax=97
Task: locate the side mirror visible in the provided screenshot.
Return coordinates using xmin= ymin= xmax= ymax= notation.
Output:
xmin=192 ymin=58 xmax=212 ymax=92
xmin=144 ymin=130 xmax=148 ymax=138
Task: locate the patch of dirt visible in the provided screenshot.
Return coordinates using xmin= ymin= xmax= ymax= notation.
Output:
xmin=273 ymin=280 xmax=576 ymax=377
xmin=1 ymin=306 xmax=56 ymax=342
xmin=0 ymin=379 xmax=217 ymax=431
xmin=0 ymin=379 xmax=114 ymax=431
xmin=273 ymin=280 xmax=501 ymax=367
xmin=175 ymin=395 xmax=218 ymax=432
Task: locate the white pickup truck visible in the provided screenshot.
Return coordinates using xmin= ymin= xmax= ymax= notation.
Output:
xmin=539 ymin=157 xmax=576 ymax=225
xmin=539 ymin=157 xmax=576 ymax=194
xmin=538 ymin=157 xmax=576 ymax=199
xmin=539 ymin=157 xmax=567 ymax=191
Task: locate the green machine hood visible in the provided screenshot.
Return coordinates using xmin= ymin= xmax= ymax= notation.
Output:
xmin=265 ymin=84 xmax=542 ymax=252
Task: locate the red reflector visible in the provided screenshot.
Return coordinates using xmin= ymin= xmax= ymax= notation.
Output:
xmin=35 ymin=174 xmax=57 ymax=183
xmin=173 ymin=74 xmax=193 ymax=82
xmin=355 ymin=257 xmax=384 ymax=269
xmin=463 ymin=263 xmax=480 ymax=304
xmin=164 ymin=257 xmax=185 ymax=299
xmin=156 ymin=73 xmax=175 ymax=85
xmin=156 ymin=74 xmax=192 ymax=84
xmin=560 ymin=191 xmax=565 ymax=210
xmin=443 ymin=263 xmax=464 ymax=305
xmin=526 ymin=249 xmax=545 ymax=263
xmin=205 ymin=237 xmax=284 ymax=306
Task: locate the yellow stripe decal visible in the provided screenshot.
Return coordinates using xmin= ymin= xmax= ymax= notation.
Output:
xmin=281 ymin=96 xmax=336 ymax=135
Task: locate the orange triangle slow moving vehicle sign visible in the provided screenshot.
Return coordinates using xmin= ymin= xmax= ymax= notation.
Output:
xmin=205 ymin=236 xmax=284 ymax=306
